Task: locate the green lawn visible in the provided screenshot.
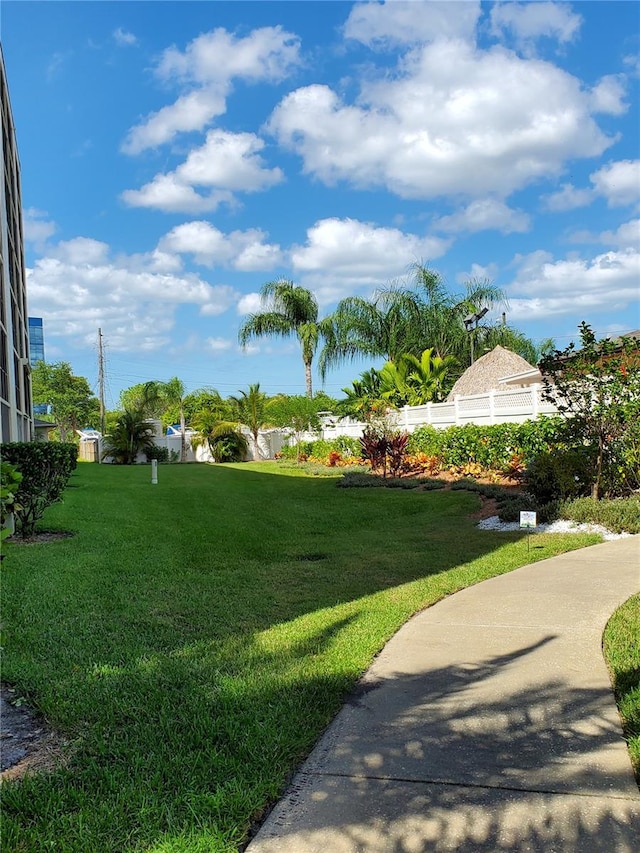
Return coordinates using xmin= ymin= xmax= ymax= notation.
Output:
xmin=1 ymin=462 xmax=601 ymax=853
xmin=603 ymin=593 xmax=640 ymax=783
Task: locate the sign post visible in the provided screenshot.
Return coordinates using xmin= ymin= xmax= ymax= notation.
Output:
xmin=519 ymin=510 xmax=537 ymax=553
xmin=151 ymin=459 xmax=158 ymax=485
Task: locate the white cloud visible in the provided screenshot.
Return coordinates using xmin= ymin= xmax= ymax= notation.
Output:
xmin=290 ymin=217 xmax=450 ymax=304
xmin=113 ymin=28 xmax=138 ymax=47
xmin=237 ymin=292 xmax=264 ymax=315
xmin=590 ymin=74 xmax=628 ymax=116
xmin=26 ymin=237 xmax=237 ymax=351
xmin=505 ymin=247 xmax=640 ymax=320
xmin=433 ymin=198 xmax=530 ymax=234
xmin=599 ymin=219 xmax=640 ymax=251
xmin=121 ymin=173 xmax=233 ymax=215
xmin=205 ymin=337 xmax=233 ymax=352
xmin=122 ymin=26 xmax=300 ymax=154
xmin=590 ymin=160 xmax=640 ymax=208
xmin=490 ymin=2 xmax=582 ymax=46
xmin=268 ymin=39 xmax=613 ymax=201
xmin=122 ymin=130 xmax=283 ymax=213
xmin=122 ymin=90 xmax=226 ymax=155
xmin=159 ymin=220 xmax=282 ymax=270
xmin=455 ymin=262 xmax=499 ymax=284
xmin=23 ymin=208 xmax=56 ymax=246
xmin=343 ymin=1 xmax=481 ymax=47
xmin=542 ymin=182 xmax=594 ymax=212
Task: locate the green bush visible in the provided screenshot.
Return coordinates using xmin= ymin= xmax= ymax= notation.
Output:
xmin=407 ymin=417 xmax=569 ymax=470
xmin=144 ymin=446 xmax=169 ymax=463
xmin=0 ymin=461 xmax=22 ymax=544
xmin=1 ymin=442 xmax=78 ymax=537
xmin=337 ymin=471 xmax=445 ymax=490
xmin=524 ymin=449 xmax=593 ymax=504
xmin=560 ymin=496 xmax=640 ymax=534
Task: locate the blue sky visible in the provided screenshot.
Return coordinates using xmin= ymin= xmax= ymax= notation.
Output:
xmin=3 ymin=0 xmax=639 ymax=407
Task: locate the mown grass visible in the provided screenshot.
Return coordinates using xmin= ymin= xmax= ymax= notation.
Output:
xmin=1 ymin=462 xmax=601 ymax=853
xmin=603 ymin=593 xmax=640 ymax=784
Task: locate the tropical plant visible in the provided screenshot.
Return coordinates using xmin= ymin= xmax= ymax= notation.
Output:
xmin=229 ymin=383 xmax=271 ymax=460
xmin=190 ymin=407 xmax=248 ymax=463
xmin=238 ymin=280 xmax=328 ymax=397
xmin=379 ymin=348 xmax=457 ymax=406
xmin=102 ymin=410 xmax=156 ymax=465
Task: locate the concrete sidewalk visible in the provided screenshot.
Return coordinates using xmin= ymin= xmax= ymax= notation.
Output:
xmin=247 ymin=536 xmax=640 ymax=852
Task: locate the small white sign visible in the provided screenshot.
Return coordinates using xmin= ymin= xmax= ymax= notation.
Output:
xmin=520 ymin=511 xmax=537 ymax=529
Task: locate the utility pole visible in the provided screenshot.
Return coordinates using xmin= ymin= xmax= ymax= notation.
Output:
xmin=98 ymin=328 xmax=106 ymax=436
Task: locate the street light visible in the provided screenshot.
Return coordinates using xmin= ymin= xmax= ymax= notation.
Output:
xmin=464 ymin=307 xmax=489 ymax=364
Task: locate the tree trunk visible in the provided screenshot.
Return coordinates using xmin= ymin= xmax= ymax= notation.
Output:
xmin=304 ymin=359 xmax=313 ymax=398
xmin=592 ymin=434 xmax=604 ymax=499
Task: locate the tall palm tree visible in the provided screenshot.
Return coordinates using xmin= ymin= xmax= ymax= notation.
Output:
xmin=318 ymin=287 xmax=423 ymax=379
xmin=320 ymin=264 xmax=510 ymax=380
xmin=238 ymin=280 xmax=324 ymax=397
xmin=229 ymin=383 xmax=271 ymax=460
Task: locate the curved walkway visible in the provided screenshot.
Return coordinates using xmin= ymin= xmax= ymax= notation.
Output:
xmin=247 ymin=536 xmax=640 ymax=852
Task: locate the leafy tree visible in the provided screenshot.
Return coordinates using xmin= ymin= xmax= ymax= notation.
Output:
xmin=229 ymin=384 xmax=271 ymax=460
xmin=32 ymin=361 xmax=100 ymax=442
xmin=102 ymin=410 xmax=156 ymax=465
xmin=539 ymin=323 xmax=640 ymax=498
xmin=268 ymin=395 xmax=323 ymax=462
xmin=238 ymin=279 xmax=329 ymax=397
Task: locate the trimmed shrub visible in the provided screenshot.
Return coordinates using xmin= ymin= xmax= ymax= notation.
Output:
xmin=1 ymin=442 xmax=78 ymax=537
xmin=145 ymin=446 xmax=169 ymax=463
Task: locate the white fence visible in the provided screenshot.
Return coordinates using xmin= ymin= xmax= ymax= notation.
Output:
xmin=319 ymin=384 xmax=558 ymax=442
xmin=97 ymin=385 xmax=559 ymax=463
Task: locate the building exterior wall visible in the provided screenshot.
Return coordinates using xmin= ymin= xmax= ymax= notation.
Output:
xmin=0 ymin=49 xmax=31 ymax=443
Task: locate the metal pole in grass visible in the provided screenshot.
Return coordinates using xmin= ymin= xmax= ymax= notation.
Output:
xmin=151 ymin=459 xmax=158 ymax=485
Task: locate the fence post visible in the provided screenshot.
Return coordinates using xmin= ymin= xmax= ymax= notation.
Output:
xmin=489 ymin=389 xmax=495 ymax=425
xmin=532 ymin=384 xmax=539 ymax=418
xmin=427 ymin=401 xmax=432 ymax=426
xmin=455 ymin=396 xmax=461 ymax=426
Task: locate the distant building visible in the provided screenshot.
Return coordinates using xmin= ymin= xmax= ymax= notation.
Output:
xmin=28 ymin=316 xmax=44 ymax=365
xmin=0 ymin=48 xmax=32 ymax=442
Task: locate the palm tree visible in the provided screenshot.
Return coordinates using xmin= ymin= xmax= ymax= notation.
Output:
xmin=190 ymin=407 xmax=248 ymax=463
xmin=142 ymin=377 xmax=189 ymax=462
xmin=318 ymin=287 xmax=423 ymax=379
xmin=238 ymin=280 xmax=325 ymax=397
xmin=319 ymin=264 xmax=510 ymax=380
xmin=229 ymin=383 xmax=271 ymax=461
xmin=102 ymin=409 xmax=155 ymax=465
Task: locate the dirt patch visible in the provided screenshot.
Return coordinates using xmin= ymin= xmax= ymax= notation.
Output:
xmin=6 ymin=531 xmax=74 ymax=545
xmin=1 ymin=685 xmax=68 ymax=782
xmin=468 ymin=496 xmax=500 ymax=520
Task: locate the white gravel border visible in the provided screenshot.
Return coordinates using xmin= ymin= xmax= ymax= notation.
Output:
xmin=477 ymin=516 xmax=631 ymax=541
